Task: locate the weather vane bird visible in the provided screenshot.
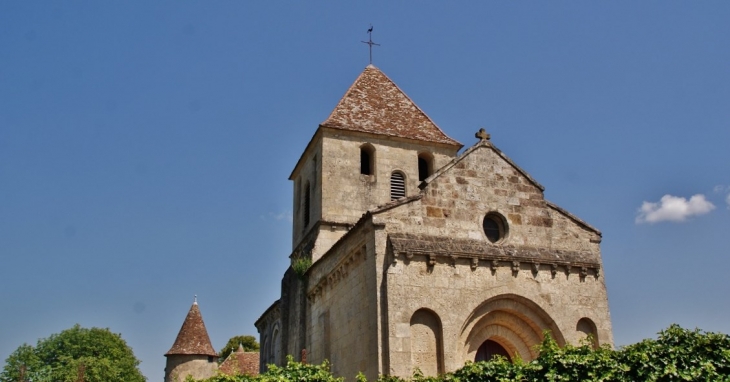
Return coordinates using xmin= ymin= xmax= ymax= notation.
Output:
xmin=361 ymin=24 xmax=379 ymax=65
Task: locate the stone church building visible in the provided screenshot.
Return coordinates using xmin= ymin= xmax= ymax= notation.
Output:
xmin=255 ymin=65 xmax=613 ymax=380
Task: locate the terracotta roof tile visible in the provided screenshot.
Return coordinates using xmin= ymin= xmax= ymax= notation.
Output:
xmin=165 ymin=302 xmax=218 ymax=357
xmin=219 ymin=345 xmax=260 ymax=376
xmin=320 ymin=65 xmax=462 ymax=147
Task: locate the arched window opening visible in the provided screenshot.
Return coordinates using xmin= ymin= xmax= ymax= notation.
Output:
xmin=418 ymin=153 xmax=433 ymax=181
xmin=304 ymin=182 xmax=311 ymax=228
xmin=475 ymin=339 xmax=512 ymax=362
xmin=391 ymin=172 xmax=406 ymax=200
xmin=272 ymin=328 xmax=280 ymax=365
xmin=360 ymin=144 xmax=375 ymax=175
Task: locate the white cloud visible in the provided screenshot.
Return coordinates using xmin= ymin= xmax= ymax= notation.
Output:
xmin=636 ymin=194 xmax=715 ymax=224
xmin=260 ymin=211 xmax=293 ymax=222
xmin=713 ymin=185 xmax=730 ymax=194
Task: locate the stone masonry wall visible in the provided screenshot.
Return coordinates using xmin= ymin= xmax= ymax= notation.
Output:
xmin=319 ymin=129 xmax=458 ymax=226
xmin=372 ymin=142 xmax=611 ymax=376
xmin=305 ymin=222 xmax=381 ymax=381
xmin=381 ymin=251 xmax=611 ymax=376
xmin=380 ymin=143 xmax=601 ymax=253
xmin=165 ymin=355 xmax=217 ymax=382
xmin=292 ymin=140 xmax=323 ymax=249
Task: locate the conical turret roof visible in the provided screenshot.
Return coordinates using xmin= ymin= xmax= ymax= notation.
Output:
xmin=320 ymin=65 xmax=462 ymax=147
xmin=165 ymin=299 xmax=218 ymax=357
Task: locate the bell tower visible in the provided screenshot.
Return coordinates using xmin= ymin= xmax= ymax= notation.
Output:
xmin=289 ymin=65 xmax=463 ymax=261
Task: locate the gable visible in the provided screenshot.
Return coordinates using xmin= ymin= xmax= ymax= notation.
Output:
xmin=375 ymin=140 xmax=601 ymax=254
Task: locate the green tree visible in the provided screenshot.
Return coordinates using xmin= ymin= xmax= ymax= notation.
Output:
xmin=0 ymin=324 xmax=146 ymax=382
xmin=218 ymin=335 xmax=260 ymax=362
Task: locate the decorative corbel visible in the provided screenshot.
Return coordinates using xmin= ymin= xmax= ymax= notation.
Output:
xmin=471 ymin=257 xmax=479 ymax=270
xmin=511 ymin=261 xmax=520 ymax=276
xmin=490 ymin=259 xmax=499 ymax=272
xmin=531 ymin=262 xmax=540 ymax=276
xmin=427 ymin=255 xmax=436 ymax=267
xmin=550 ymin=263 xmax=558 ymax=277
xmin=594 ymin=266 xmax=601 ymax=278
xmin=565 ymin=265 xmax=572 ymax=277
xmin=580 ymin=267 xmax=588 ymax=278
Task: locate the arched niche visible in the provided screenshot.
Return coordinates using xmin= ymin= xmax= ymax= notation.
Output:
xmin=576 ymin=317 xmax=599 ymax=348
xmin=410 ymin=308 xmax=444 ymax=376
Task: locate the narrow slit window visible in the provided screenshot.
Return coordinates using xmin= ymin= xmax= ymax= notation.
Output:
xmin=418 ymin=152 xmax=433 ymax=182
xmin=360 ymin=145 xmax=374 ymax=175
xmin=391 ymin=172 xmax=406 ymax=200
xmin=304 ymin=182 xmax=311 ymax=228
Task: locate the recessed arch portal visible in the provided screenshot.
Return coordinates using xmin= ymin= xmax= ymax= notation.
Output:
xmin=460 ymin=294 xmax=564 ymax=362
xmin=475 ymin=339 xmax=511 ymax=362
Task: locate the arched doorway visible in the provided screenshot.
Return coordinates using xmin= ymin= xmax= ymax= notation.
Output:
xmin=475 ymin=339 xmax=511 ymax=362
xmin=460 ymin=294 xmax=565 ymax=362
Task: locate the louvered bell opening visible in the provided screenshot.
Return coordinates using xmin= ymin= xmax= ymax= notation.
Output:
xmin=390 ymin=172 xmax=405 ymax=200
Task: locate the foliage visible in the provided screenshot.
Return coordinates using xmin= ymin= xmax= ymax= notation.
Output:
xmin=191 ymin=356 xmax=341 ymax=382
xmin=292 ymin=257 xmax=312 ymax=278
xmin=186 ymin=325 xmax=730 ymax=382
xmin=617 ymin=324 xmax=730 ymax=381
xmin=0 ymin=324 xmax=146 ymax=382
xmin=219 ymin=335 xmax=260 ymax=363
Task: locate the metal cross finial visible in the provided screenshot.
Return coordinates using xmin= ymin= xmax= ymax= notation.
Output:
xmin=361 ymin=25 xmax=380 ymax=65
xmin=476 ymin=128 xmax=491 ymax=141
xmin=193 ymin=294 xmax=198 ymax=304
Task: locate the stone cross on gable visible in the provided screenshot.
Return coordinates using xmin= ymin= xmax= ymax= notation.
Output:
xmin=475 ymin=128 xmax=491 ymax=141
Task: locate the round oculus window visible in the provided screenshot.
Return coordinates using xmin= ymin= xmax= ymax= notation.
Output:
xmin=483 ymin=213 xmax=507 ymax=243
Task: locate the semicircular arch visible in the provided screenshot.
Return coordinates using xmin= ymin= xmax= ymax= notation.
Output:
xmin=459 ymin=294 xmax=564 ymax=362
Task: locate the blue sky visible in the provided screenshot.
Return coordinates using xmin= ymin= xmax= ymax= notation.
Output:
xmin=1 ymin=2 xmax=729 ymax=381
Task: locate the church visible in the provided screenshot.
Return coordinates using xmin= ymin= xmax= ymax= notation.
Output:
xmin=254 ymin=64 xmax=613 ymax=380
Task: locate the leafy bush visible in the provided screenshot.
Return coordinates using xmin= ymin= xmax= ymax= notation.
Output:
xmin=189 ymin=325 xmax=730 ymax=382
xmin=191 ymin=356 xmax=340 ymax=382
xmin=292 ymin=257 xmax=312 ymax=278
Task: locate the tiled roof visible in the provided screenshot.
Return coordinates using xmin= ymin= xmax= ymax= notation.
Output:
xmin=320 ymin=65 xmax=462 ymax=147
xmin=219 ymin=345 xmax=260 ymax=376
xmin=165 ymin=302 xmax=218 ymax=357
